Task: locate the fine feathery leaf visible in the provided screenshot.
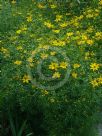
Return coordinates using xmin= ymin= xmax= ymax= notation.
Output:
xmin=17 ymin=120 xmax=27 ymax=136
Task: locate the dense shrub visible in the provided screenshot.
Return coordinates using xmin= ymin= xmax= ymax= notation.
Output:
xmin=0 ymin=0 xmax=102 ymax=135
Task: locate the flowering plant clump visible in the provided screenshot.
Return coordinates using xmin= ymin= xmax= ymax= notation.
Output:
xmin=0 ymin=0 xmax=102 ymax=136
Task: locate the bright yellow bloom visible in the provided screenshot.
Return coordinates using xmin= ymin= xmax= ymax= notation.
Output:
xmin=60 ymin=62 xmax=68 ymax=69
xmin=90 ymin=79 xmax=99 ymax=87
xmin=16 ymin=30 xmax=22 ymax=34
xmin=66 ymin=32 xmax=73 ymax=37
xmin=42 ymin=90 xmax=49 ymax=95
xmin=16 ymin=46 xmax=23 ymax=50
xmin=44 ymin=21 xmax=54 ymax=28
xmin=49 ymin=62 xmax=58 ymax=70
xmin=50 ymin=4 xmax=57 ymax=9
xmin=86 ymin=14 xmax=94 ymax=18
xmin=26 ymin=15 xmax=32 ymax=22
xmin=22 ymin=75 xmax=31 ymax=83
xmin=55 ymin=15 xmax=63 ymax=22
xmin=87 ymin=39 xmax=94 ymax=45
xmin=72 ymin=72 xmax=78 ymax=78
xmin=38 ymin=4 xmax=45 ymax=9
xmin=50 ymin=51 xmax=56 ymax=56
xmin=60 ymin=22 xmax=68 ymax=28
xmin=77 ymin=40 xmax=85 ymax=45
xmin=41 ymin=53 xmax=48 ymax=59
xmin=90 ymin=63 xmax=100 ymax=71
xmin=52 ymin=29 xmax=60 ymax=33
xmin=51 ymin=40 xmax=66 ymax=46
xmin=52 ymin=72 xmax=61 ymax=78
xmin=99 ymin=0 xmax=102 ymax=5
xmin=95 ymin=32 xmax=102 ymax=40
xmin=14 ymin=60 xmax=22 ymax=65
xmin=73 ymin=64 xmax=80 ymax=69
xmin=98 ymin=76 xmax=102 ymax=85
xmin=27 ymin=57 xmax=33 ymax=63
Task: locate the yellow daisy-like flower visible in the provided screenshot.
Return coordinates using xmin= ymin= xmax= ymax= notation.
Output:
xmin=49 ymin=62 xmax=58 ymax=70
xmin=60 ymin=22 xmax=68 ymax=28
xmin=90 ymin=63 xmax=100 ymax=71
xmin=60 ymin=62 xmax=68 ymax=69
xmin=44 ymin=21 xmax=54 ymax=28
xmin=73 ymin=64 xmax=80 ymax=69
xmin=14 ymin=60 xmax=22 ymax=65
xmin=22 ymin=75 xmax=31 ymax=83
xmin=72 ymin=72 xmax=78 ymax=78
xmin=27 ymin=57 xmax=33 ymax=63
xmin=38 ymin=4 xmax=45 ymax=9
xmin=55 ymin=15 xmax=63 ymax=22
xmin=26 ymin=15 xmax=32 ymax=22
xmin=86 ymin=39 xmax=94 ymax=45
xmin=90 ymin=79 xmax=99 ymax=87
xmin=66 ymin=32 xmax=73 ymax=37
xmin=51 ymin=40 xmax=66 ymax=46
xmin=16 ymin=46 xmax=23 ymax=50
xmin=41 ymin=53 xmax=48 ymax=59
xmin=52 ymin=29 xmax=60 ymax=33
xmin=52 ymin=72 xmax=61 ymax=78
xmin=99 ymin=0 xmax=102 ymax=5
xmin=42 ymin=90 xmax=49 ymax=95
xmin=50 ymin=4 xmax=57 ymax=9
xmin=98 ymin=76 xmax=102 ymax=85
xmin=16 ymin=30 xmax=22 ymax=34
xmin=95 ymin=32 xmax=102 ymax=40
xmin=50 ymin=51 xmax=56 ymax=56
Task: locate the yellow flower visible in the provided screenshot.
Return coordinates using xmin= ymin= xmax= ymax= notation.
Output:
xmin=44 ymin=21 xmax=54 ymax=28
xmin=14 ymin=60 xmax=22 ymax=65
xmin=52 ymin=72 xmax=61 ymax=78
xmin=52 ymin=29 xmax=60 ymax=33
xmin=22 ymin=75 xmax=30 ymax=83
xmin=16 ymin=46 xmax=23 ymax=50
xmin=51 ymin=40 xmax=66 ymax=46
xmin=66 ymin=32 xmax=73 ymax=37
xmin=98 ymin=76 xmax=102 ymax=85
xmin=49 ymin=62 xmax=58 ymax=70
xmin=16 ymin=30 xmax=22 ymax=34
xmin=95 ymin=32 xmax=102 ymax=40
xmin=50 ymin=51 xmax=56 ymax=56
xmin=86 ymin=14 xmax=94 ymax=18
xmin=81 ymin=34 xmax=88 ymax=40
xmin=73 ymin=64 xmax=80 ymax=69
xmin=60 ymin=62 xmax=68 ymax=69
xmin=41 ymin=53 xmax=48 ymax=59
xmin=77 ymin=40 xmax=85 ymax=45
xmin=99 ymin=0 xmax=102 ymax=5
xmin=38 ymin=4 xmax=45 ymax=9
xmin=90 ymin=63 xmax=100 ymax=71
xmin=60 ymin=22 xmax=68 ymax=28
xmin=27 ymin=57 xmax=33 ymax=63
xmin=55 ymin=15 xmax=63 ymax=22
xmin=42 ymin=90 xmax=49 ymax=95
xmin=50 ymin=4 xmax=57 ymax=9
xmin=86 ymin=39 xmax=94 ymax=45
xmin=72 ymin=72 xmax=78 ymax=78
xmin=90 ymin=79 xmax=99 ymax=87
xmin=26 ymin=15 xmax=32 ymax=22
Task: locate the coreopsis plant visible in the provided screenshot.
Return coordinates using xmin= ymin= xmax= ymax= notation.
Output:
xmin=0 ymin=0 xmax=102 ymax=136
